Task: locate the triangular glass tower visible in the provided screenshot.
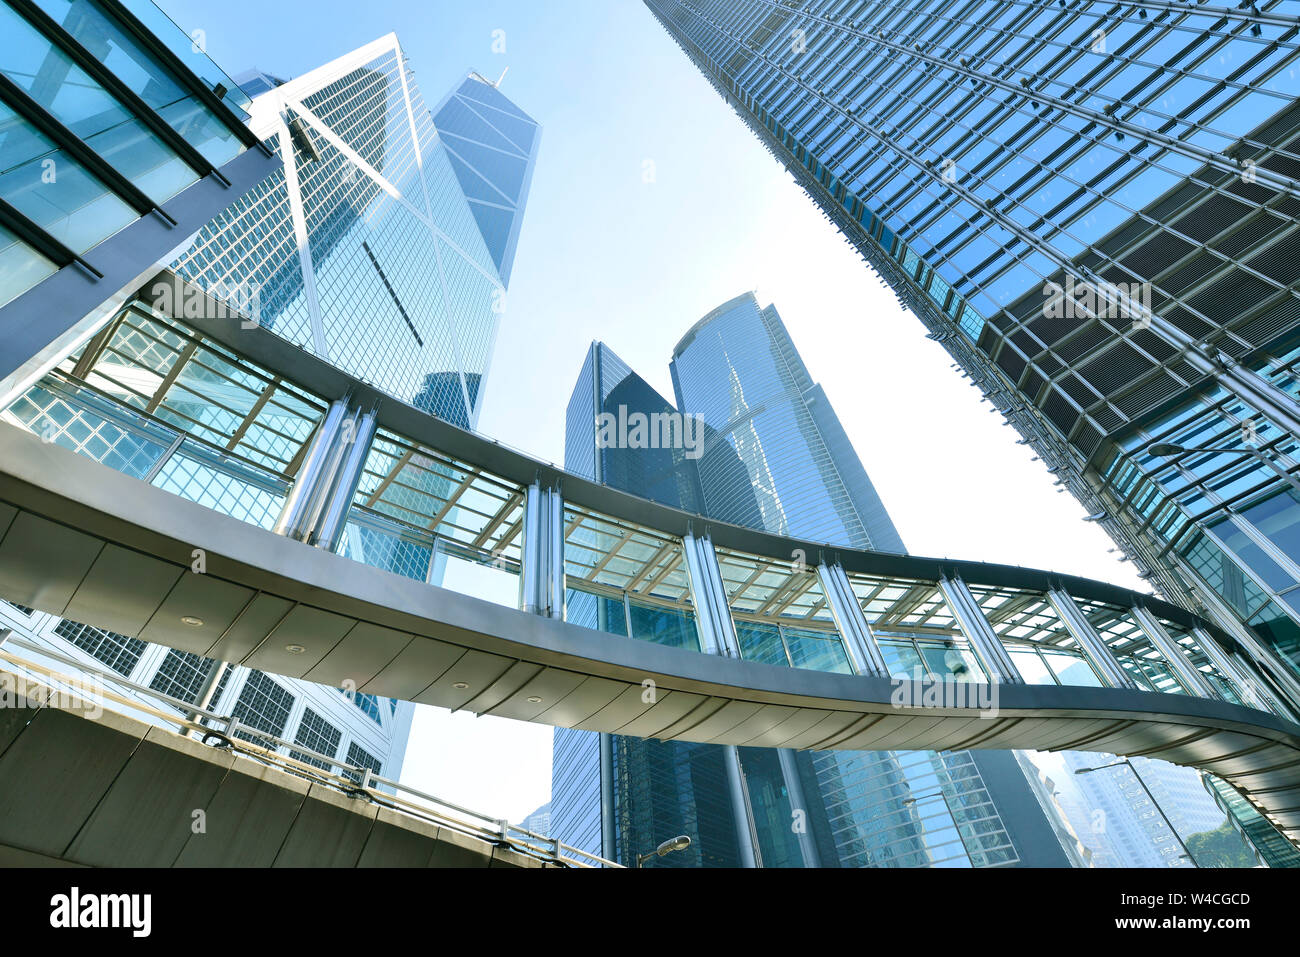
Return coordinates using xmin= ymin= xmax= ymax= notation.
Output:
xmin=433 ymin=73 xmax=541 ymax=286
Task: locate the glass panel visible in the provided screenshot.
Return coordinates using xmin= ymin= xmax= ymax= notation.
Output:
xmin=628 ymin=598 xmax=698 ymax=652
xmin=565 ymin=585 xmax=628 ymax=637
xmin=918 ymin=639 xmax=986 ymax=683
xmin=34 ymin=0 xmax=243 ymax=167
xmin=1009 ymin=648 xmax=1057 ymax=685
xmin=0 ymin=5 xmax=197 ymax=202
xmin=783 ymin=625 xmax=852 ymax=674
xmin=0 ymin=223 xmax=56 ymax=306
xmin=735 ymin=619 xmax=788 ymax=667
xmin=0 ymin=102 xmax=137 ymax=252
xmin=1041 ymin=649 xmax=1103 ymax=687
xmin=150 ymin=439 xmax=284 ymax=528
xmin=436 ymin=551 xmax=518 ymax=609
xmin=1242 ymin=489 xmax=1300 ymax=571
xmin=877 ymin=638 xmax=924 ymax=678
xmin=114 ymin=0 xmax=253 ymax=113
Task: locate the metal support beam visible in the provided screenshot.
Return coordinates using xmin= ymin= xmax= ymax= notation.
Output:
xmin=520 ymin=482 xmax=564 ymax=618
xmin=682 ymin=530 xmax=740 ymax=657
xmin=776 ymin=748 xmax=821 ymax=867
xmin=1129 ymin=604 xmax=1219 ymax=699
xmin=1191 ymin=626 xmax=1285 ymax=716
xmin=817 ymin=562 xmax=888 ymax=677
xmin=1047 ymin=588 xmax=1138 ymax=690
xmin=316 ymin=405 xmax=378 ymax=553
xmin=273 ymin=397 xmax=377 ymax=550
xmin=939 ymin=575 xmax=1024 ymax=684
xmin=724 ymin=745 xmax=759 ymax=868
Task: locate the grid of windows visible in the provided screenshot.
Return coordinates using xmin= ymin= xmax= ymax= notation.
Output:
xmin=344 ymin=741 xmax=382 ymax=783
xmin=228 ymin=669 xmax=295 ymax=743
xmin=643 ymin=0 xmax=1300 ymax=708
xmin=340 ymin=688 xmax=384 ymax=725
xmin=291 ymin=707 xmax=342 ymax=770
xmin=148 ymin=649 xmax=217 ymax=704
xmin=52 ymin=618 xmax=146 ymax=676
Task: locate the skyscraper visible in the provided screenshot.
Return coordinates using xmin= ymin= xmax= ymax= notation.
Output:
xmin=554 ymin=295 xmax=1073 ymax=867
xmin=643 ymin=0 xmax=1300 ymax=717
xmin=0 ymin=11 xmax=538 ymax=792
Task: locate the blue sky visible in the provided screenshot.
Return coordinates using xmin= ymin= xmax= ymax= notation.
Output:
xmin=158 ymin=0 xmax=1146 ymax=823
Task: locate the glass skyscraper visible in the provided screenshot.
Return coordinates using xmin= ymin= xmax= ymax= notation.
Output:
xmin=0 ymin=11 xmax=538 ymax=790
xmin=171 ymin=37 xmax=538 ymax=428
xmin=553 ymin=296 xmax=1073 ymax=867
xmin=643 ymin=0 xmax=1300 ymax=718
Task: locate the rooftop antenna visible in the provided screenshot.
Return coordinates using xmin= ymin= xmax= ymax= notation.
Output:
xmin=494 ymin=67 xmax=509 ymax=88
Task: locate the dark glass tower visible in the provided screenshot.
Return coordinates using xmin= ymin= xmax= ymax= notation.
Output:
xmin=643 ymin=0 xmax=1300 ymax=717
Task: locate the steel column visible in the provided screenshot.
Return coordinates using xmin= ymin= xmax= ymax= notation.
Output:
xmin=520 ymin=482 xmax=564 ymax=618
xmin=1129 ymin=604 xmax=1219 ymax=699
xmin=817 ymin=562 xmax=888 ymax=677
xmin=1047 ymin=588 xmax=1138 ymax=690
xmin=316 ymin=405 xmax=378 ymax=552
xmin=274 ymin=397 xmax=378 ymax=549
xmin=939 ymin=575 xmax=1024 ymax=684
xmin=1190 ymin=626 xmax=1284 ymax=716
xmin=683 ymin=530 xmax=740 ymax=657
xmin=724 ymin=745 xmax=759 ymax=868
xmin=274 ymin=398 xmax=348 ymax=540
xmin=776 ymin=747 xmax=821 ymax=867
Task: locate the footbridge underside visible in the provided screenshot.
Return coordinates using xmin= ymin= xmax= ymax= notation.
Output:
xmin=2 ymin=423 xmax=1299 ymax=845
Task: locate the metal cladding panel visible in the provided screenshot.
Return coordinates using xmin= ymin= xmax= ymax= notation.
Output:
xmin=360 ymin=637 xmax=462 ymax=699
xmin=0 ymin=705 xmax=146 ymax=856
xmin=138 ymin=572 xmax=257 ymax=651
xmin=461 ymin=660 xmax=545 ymax=714
xmin=0 ymin=510 xmax=100 ymax=614
xmin=413 ymin=649 xmax=515 ymax=709
xmin=485 ymin=668 xmax=587 ymax=722
xmin=614 ymin=690 xmax=712 ymax=738
xmin=202 ymin=593 xmax=294 ymax=662
xmin=686 ymin=699 xmax=765 ymax=742
xmin=304 ymin=621 xmax=414 ymax=688
xmin=61 ymin=543 xmax=182 ymax=638
xmin=244 ymin=604 xmax=357 ymax=676
xmin=713 ymin=704 xmax=799 ymax=745
xmin=572 ymin=684 xmax=656 ymax=732
xmin=546 ymin=676 xmax=630 ymax=729
xmin=64 ymin=728 xmax=233 ymax=867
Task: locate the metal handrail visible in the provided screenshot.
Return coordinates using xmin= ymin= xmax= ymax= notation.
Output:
xmin=0 ymin=642 xmax=622 ymax=868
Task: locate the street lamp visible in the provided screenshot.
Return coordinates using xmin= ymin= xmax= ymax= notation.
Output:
xmin=636 ymin=835 xmax=692 ymax=868
xmin=1075 ymin=759 xmax=1197 ymax=867
xmin=1148 ymin=441 xmax=1300 ymax=498
xmin=902 ymin=788 xmax=973 ymax=863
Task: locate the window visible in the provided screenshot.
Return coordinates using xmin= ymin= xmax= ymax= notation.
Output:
xmin=290 ymin=708 xmax=342 ymax=770
xmin=53 ymin=618 xmax=146 ymax=676
xmin=228 ymin=670 xmax=294 ymax=743
xmin=344 ymin=742 xmax=382 ymax=784
xmin=149 ymin=649 xmax=217 ymax=703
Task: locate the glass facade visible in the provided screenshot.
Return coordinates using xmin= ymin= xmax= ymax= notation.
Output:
xmin=643 ymin=0 xmax=1300 ymax=712
xmin=432 ymin=73 xmax=540 ymax=286
xmin=169 ymin=45 xmax=536 ymax=429
xmin=551 ymin=316 xmax=1065 ymax=866
xmin=0 ymin=28 xmax=545 ymax=795
xmin=670 ymin=292 xmax=903 ymax=551
xmin=0 ymin=0 xmax=259 ymax=308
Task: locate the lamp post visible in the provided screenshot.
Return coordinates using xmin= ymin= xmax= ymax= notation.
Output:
xmin=1148 ymin=442 xmax=1300 ymax=498
xmin=903 ymin=787 xmax=973 ymax=864
xmin=636 ymin=835 xmax=692 ymax=868
xmin=1075 ymin=759 xmax=1196 ymax=867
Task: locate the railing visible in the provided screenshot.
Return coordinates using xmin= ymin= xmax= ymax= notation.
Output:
xmin=6 ymin=294 xmax=1300 ymax=728
xmin=0 ymin=636 xmax=620 ymax=869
